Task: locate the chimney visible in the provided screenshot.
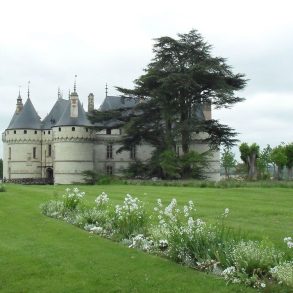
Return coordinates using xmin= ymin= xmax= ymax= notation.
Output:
xmin=88 ymin=93 xmax=94 ymax=112
xmin=203 ymin=100 xmax=211 ymax=120
xmin=70 ymin=92 xmax=79 ymax=118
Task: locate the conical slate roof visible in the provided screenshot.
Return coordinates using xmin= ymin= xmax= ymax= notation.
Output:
xmin=7 ymin=98 xmax=41 ymax=129
xmin=7 ymin=111 xmax=21 ymax=129
xmin=42 ymin=98 xmax=69 ymax=129
xmin=55 ymin=99 xmax=92 ymax=127
xmin=99 ymin=96 xmax=138 ymax=111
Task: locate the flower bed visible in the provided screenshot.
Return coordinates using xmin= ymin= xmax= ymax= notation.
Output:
xmin=41 ymin=187 xmax=293 ymax=291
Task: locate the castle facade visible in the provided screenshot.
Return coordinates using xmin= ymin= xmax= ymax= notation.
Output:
xmin=2 ymin=85 xmax=220 ymax=184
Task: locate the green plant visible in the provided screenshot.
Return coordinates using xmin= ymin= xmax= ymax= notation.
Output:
xmin=113 ymin=194 xmax=148 ymax=239
xmin=0 ymin=183 xmax=6 ymax=192
xmin=62 ymin=187 xmax=85 ymax=210
xmin=231 ymin=240 xmax=284 ymax=277
xmin=82 ymin=170 xmax=99 ymax=185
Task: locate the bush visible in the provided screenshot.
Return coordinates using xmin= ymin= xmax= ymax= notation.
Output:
xmin=270 ymin=262 xmax=293 ymax=287
xmin=82 ymin=170 xmax=99 ymax=185
xmin=231 ymin=240 xmax=284 ymax=277
xmin=62 ymin=187 xmax=85 ymax=210
xmin=0 ymin=184 xmax=6 ymax=192
xmin=113 ymin=194 xmax=148 ymax=239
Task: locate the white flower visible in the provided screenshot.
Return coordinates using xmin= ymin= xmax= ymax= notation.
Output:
xmin=260 ymin=283 xmax=266 ymax=288
xmin=284 ymin=237 xmax=292 ymax=243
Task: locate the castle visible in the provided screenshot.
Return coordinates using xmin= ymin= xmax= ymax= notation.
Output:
xmin=2 ymin=82 xmax=220 ymax=184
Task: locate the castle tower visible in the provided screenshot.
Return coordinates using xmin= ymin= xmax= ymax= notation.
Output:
xmin=2 ymin=90 xmax=42 ymax=180
xmin=88 ymin=93 xmax=94 ymax=112
xmin=52 ymin=80 xmax=94 ymax=184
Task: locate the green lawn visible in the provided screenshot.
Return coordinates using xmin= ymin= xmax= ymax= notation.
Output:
xmin=1 ymin=184 xmax=292 ymax=293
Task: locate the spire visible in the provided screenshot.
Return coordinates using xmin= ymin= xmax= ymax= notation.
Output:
xmin=58 ymin=87 xmax=61 ymax=100
xmin=105 ymin=83 xmax=108 ymax=97
xmin=27 ymin=81 xmax=30 ymax=99
xmin=74 ymin=75 xmax=77 ymax=93
xmin=16 ymin=86 xmax=23 ymax=113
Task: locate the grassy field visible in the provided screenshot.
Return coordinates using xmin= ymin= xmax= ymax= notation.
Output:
xmin=0 ymin=184 xmax=292 ymax=293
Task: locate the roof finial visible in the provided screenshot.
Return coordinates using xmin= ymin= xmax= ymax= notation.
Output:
xmin=18 ymin=85 xmax=21 ymax=98
xmin=105 ymin=83 xmax=108 ymax=97
xmin=74 ymin=75 xmax=77 ymax=93
xmin=27 ymin=81 xmax=30 ymax=99
xmin=68 ymin=89 xmax=71 ymax=99
xmin=58 ymin=87 xmax=61 ymax=100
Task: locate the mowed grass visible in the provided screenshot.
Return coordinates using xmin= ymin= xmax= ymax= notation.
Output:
xmin=0 ymin=185 xmax=291 ymax=293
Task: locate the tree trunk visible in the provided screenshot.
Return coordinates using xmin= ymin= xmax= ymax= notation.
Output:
xmin=247 ymin=153 xmax=257 ymax=180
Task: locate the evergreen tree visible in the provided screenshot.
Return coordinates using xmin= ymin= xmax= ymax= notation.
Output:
xmin=116 ymin=30 xmax=246 ymax=178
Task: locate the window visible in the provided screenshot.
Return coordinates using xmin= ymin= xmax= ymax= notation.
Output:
xmin=106 ymin=144 xmax=113 ymax=159
xmin=48 ymin=144 xmax=52 ymax=157
xmin=72 ymin=127 xmax=75 ymax=131
xmin=8 ymin=147 xmax=11 ymax=160
xmin=24 ymin=130 xmax=27 ymax=134
xmin=59 ymin=127 xmax=61 ymax=132
xmin=119 ymin=129 xmax=122 ymax=135
xmin=33 ymin=147 xmax=36 ymax=159
xmin=106 ymin=165 xmax=113 ymax=175
xmin=130 ymin=145 xmax=136 ymax=160
xmin=34 ymin=130 xmax=37 ymax=134
xmin=106 ymin=129 xmax=111 ymax=135
xmin=86 ymin=128 xmax=88 ymax=132
xmin=48 ymin=130 xmax=51 ymax=134
xmin=43 ymin=131 xmax=45 ymax=134
xmin=14 ymin=130 xmax=16 ymax=134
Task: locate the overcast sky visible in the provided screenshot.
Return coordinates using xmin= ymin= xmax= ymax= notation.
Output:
xmin=1 ymin=0 xmax=292 ymax=159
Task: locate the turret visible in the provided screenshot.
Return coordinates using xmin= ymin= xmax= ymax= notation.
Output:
xmin=16 ymin=90 xmax=23 ymax=113
xmin=70 ymin=75 xmax=79 ymax=118
xmin=88 ymin=93 xmax=94 ymax=112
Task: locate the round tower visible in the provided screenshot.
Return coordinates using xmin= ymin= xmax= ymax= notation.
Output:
xmin=2 ymin=89 xmax=42 ymax=181
xmin=52 ymin=84 xmax=95 ymax=184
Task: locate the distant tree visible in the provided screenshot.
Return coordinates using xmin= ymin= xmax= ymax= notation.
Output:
xmin=239 ymin=143 xmax=259 ymax=180
xmin=271 ymin=145 xmax=287 ymax=180
xmin=284 ymin=143 xmax=293 ymax=180
xmin=0 ymin=159 xmax=3 ymax=179
xmin=221 ymin=148 xmax=237 ymax=179
xmin=257 ymin=144 xmax=272 ymax=179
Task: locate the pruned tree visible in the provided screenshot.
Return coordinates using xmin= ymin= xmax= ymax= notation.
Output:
xmin=221 ymin=148 xmax=237 ymax=179
xmin=285 ymin=143 xmax=293 ymax=180
xmin=257 ymin=144 xmax=272 ymax=179
xmin=239 ymin=143 xmax=260 ymax=180
xmin=271 ymin=145 xmax=287 ymax=180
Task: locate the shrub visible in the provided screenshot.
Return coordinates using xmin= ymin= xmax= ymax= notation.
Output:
xmin=270 ymin=262 xmax=293 ymax=287
xmin=152 ymin=199 xmax=234 ymax=269
xmin=231 ymin=240 xmax=284 ymax=277
xmin=40 ymin=200 xmax=66 ymax=218
xmin=62 ymin=187 xmax=85 ymax=210
xmin=82 ymin=170 xmax=99 ymax=185
xmin=113 ymin=194 xmax=148 ymax=239
xmin=0 ymin=184 xmax=6 ymax=192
